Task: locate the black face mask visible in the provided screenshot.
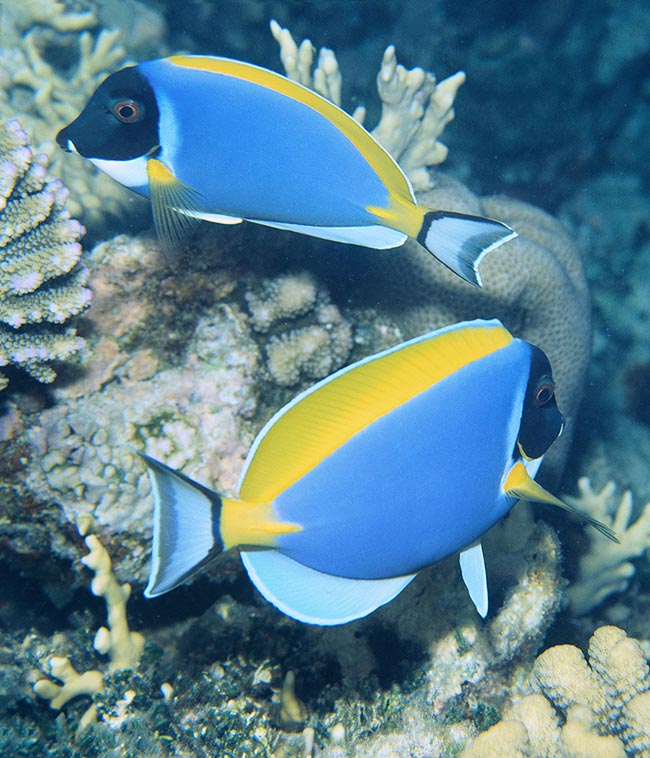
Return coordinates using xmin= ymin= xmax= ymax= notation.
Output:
xmin=57 ymin=66 xmax=160 ymax=161
xmin=517 ymin=345 xmax=564 ymax=460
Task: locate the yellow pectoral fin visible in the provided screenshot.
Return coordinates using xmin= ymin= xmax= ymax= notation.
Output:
xmin=504 ymin=461 xmax=619 ymax=543
xmin=220 ymin=497 xmax=302 ymax=550
xmin=146 ymin=158 xmax=203 ymax=253
xmin=504 ymin=461 xmax=566 ymax=507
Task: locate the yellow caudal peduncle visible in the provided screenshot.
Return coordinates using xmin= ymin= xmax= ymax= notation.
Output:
xmin=219 ymin=497 xmax=302 ymax=550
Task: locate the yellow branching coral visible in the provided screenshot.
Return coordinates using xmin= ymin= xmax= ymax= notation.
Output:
xmin=81 ymin=534 xmax=145 ymax=673
xmin=563 ymin=478 xmax=650 ymax=615
xmin=531 ymin=626 xmax=650 ymax=756
xmin=34 ymin=527 xmax=144 ymax=735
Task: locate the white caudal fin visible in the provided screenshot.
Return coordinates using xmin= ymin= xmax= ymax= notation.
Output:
xmin=137 ymin=452 xmax=224 ymax=598
xmin=459 ymin=541 xmax=489 ymax=617
xmin=241 ymin=548 xmax=416 ymax=625
xmin=417 ymin=210 xmax=517 ymax=287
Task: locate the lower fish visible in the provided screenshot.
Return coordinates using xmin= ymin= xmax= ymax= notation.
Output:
xmin=137 ymin=319 xmax=615 ymax=625
xmin=56 ymin=55 xmax=516 ymax=286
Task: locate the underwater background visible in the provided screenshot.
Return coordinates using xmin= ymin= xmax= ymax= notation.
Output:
xmin=1 ymin=0 xmax=650 ymax=755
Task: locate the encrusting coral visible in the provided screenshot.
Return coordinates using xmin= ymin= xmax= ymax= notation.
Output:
xmin=0 ymin=118 xmax=91 ymax=391
xmin=33 ymin=523 xmax=144 ymax=735
xmin=461 ymin=625 xmax=650 ymax=758
xmin=563 ymin=478 xmax=650 ymax=616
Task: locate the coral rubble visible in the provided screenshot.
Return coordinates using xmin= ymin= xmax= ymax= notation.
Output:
xmin=0 ymin=118 xmax=90 ymax=391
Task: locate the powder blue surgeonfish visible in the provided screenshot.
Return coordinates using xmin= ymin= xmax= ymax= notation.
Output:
xmin=138 ymin=319 xmax=616 ymax=625
xmin=56 ymin=55 xmax=517 ymax=286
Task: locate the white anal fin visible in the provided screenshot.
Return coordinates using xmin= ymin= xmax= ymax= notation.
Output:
xmin=251 ymin=218 xmax=408 ymax=249
xmin=241 ymin=548 xmax=416 ymax=625
xmin=459 ymin=541 xmax=489 ymax=618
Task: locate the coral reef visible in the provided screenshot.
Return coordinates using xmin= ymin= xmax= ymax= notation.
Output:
xmin=461 ymin=625 xmax=650 ymax=757
xmin=271 ymin=20 xmax=464 ymax=191
xmin=563 ymin=478 xmax=650 ymax=616
xmin=269 ymin=22 xmax=590 ymax=479
xmin=0 ymin=118 xmax=90 ymax=391
xmin=34 ymin=527 xmax=144 ymax=735
xmin=0 ymin=3 xmax=142 ymax=227
xmin=12 ymin=230 xmax=368 ymax=587
xmin=246 ymin=271 xmax=353 ymax=387
xmin=1 ymin=10 xmax=632 ymax=758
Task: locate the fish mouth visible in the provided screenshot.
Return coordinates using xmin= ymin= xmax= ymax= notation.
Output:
xmin=55 ymin=128 xmax=78 ymax=154
xmin=63 ymin=138 xmax=79 ymax=154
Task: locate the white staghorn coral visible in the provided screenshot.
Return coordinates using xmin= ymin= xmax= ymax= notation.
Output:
xmin=563 ymin=478 xmax=650 ymax=615
xmin=270 ymin=20 xmax=463 ymax=190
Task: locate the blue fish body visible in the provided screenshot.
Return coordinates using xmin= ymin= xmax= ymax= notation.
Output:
xmin=56 ymin=55 xmax=518 ymax=285
xmin=272 ymin=340 xmax=530 ymax=579
xmin=139 ymin=58 xmax=390 ymax=227
xmin=134 ymin=319 xmax=615 ymax=625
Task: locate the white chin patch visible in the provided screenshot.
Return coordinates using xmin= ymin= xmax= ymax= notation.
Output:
xmin=90 ymin=155 xmax=149 ymax=188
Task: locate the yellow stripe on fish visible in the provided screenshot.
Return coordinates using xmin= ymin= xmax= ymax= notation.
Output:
xmin=239 ymin=322 xmax=512 ymax=502
xmin=169 ymin=54 xmax=417 ymax=211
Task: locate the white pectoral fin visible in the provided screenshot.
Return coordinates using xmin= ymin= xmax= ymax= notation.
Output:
xmin=241 ymin=548 xmax=416 ymax=625
xmin=459 ymin=541 xmax=488 ymax=618
xmin=178 ymin=209 xmax=243 ymax=224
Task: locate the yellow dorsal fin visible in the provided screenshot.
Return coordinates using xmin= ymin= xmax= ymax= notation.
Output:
xmin=240 ymin=321 xmax=512 ymax=502
xmin=504 ymin=461 xmax=619 ymax=542
xmin=220 ymin=498 xmax=302 ymax=550
xmin=146 ymin=158 xmax=202 ymax=254
xmin=168 ymin=55 xmax=414 ymax=206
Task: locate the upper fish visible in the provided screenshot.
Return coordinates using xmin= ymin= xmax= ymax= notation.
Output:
xmin=56 ymin=55 xmax=517 ymax=286
xmin=137 ymin=319 xmax=616 ymax=625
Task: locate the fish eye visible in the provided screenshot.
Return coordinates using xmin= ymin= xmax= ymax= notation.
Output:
xmin=112 ymin=99 xmax=143 ymax=124
xmin=535 ymin=377 xmax=554 ymax=406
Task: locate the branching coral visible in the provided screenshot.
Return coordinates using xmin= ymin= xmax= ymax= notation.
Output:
xmin=270 ymin=20 xmax=463 ymax=190
xmin=34 ymin=526 xmax=144 ymax=735
xmin=563 ymin=478 xmax=650 ymax=615
xmin=245 ymin=271 xmax=353 ymax=387
xmin=0 ymin=5 xmax=132 ymax=225
xmin=0 ymin=118 xmax=90 ymax=391
xmin=461 ymin=625 xmax=650 ymax=757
